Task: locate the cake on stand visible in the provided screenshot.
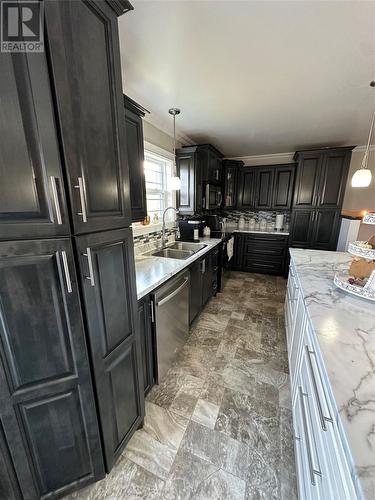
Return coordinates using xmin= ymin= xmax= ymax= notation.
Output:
xmin=334 ymin=213 xmax=375 ymax=302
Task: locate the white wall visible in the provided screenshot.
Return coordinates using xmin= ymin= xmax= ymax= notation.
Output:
xmin=143 ymin=120 xmax=182 ymax=154
xmin=342 ymin=149 xmax=375 ymax=212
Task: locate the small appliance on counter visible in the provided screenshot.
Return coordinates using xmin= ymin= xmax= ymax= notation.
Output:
xmin=275 ymin=213 xmax=284 ymax=231
xmin=177 ymin=219 xmax=205 ymax=242
xmin=205 ymin=214 xmax=223 ymax=232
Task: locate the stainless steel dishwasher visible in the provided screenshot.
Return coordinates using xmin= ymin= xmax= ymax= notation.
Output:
xmin=151 ymin=270 xmax=190 ymax=382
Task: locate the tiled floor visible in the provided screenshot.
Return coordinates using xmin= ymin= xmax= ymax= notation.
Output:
xmin=68 ymin=272 xmax=297 ymax=500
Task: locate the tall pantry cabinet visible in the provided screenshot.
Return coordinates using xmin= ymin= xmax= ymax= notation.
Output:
xmin=0 ymin=1 xmax=143 ymax=499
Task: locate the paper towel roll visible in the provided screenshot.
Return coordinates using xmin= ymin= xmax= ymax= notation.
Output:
xmin=275 ymin=214 xmax=284 ymax=230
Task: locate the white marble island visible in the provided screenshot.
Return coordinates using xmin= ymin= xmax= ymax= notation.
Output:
xmin=288 ymin=248 xmax=375 ymax=500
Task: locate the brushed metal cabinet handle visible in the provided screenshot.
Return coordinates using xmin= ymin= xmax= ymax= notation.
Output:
xmin=61 ymin=251 xmax=72 ymax=293
xmin=299 ymin=386 xmax=322 ymax=485
xmin=150 ymin=300 xmax=155 ymax=323
xmin=50 ymin=176 xmax=62 ymax=225
xmin=74 ymin=177 xmax=87 ymax=222
xmin=83 ymin=247 xmax=95 ymax=286
xmin=305 ymin=346 xmax=333 ymax=430
xmin=157 ymin=278 xmax=189 ymax=307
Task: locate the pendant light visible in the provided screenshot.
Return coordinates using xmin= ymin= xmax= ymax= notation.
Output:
xmin=351 ymin=81 xmax=375 ymax=188
xmin=169 ymin=107 xmax=181 ymax=191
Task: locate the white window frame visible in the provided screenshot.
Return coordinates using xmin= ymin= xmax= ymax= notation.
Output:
xmin=144 ymin=144 xmax=176 ymax=223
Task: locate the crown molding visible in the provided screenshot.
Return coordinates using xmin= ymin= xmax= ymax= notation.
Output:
xmin=352 ymin=144 xmax=375 ymax=153
xmin=226 ymin=151 xmax=295 ymax=166
xmin=227 ymin=145 xmax=375 ymax=166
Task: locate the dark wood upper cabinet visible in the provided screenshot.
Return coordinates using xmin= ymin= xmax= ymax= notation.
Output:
xmin=45 ymin=0 xmax=131 ymax=234
xmin=237 ymin=167 xmax=256 ymax=209
xmin=176 ymin=147 xmax=197 ymax=214
xmin=124 ymin=96 xmax=148 ymax=223
xmin=272 ymin=164 xmax=295 ymax=209
xmin=207 ymin=148 xmax=223 ymax=184
xmin=0 ymin=52 xmax=70 ymax=240
xmin=222 ymin=160 xmax=243 ymax=209
xmin=0 ymin=238 xmax=104 ymax=499
xmin=254 ymin=168 xmax=274 ymax=209
xmin=75 ymin=228 xmax=143 ymax=471
xmin=317 ymin=150 xmax=351 ymax=208
xmin=292 ymin=153 xmax=322 ymax=208
xmin=176 ymin=144 xmax=223 ymax=214
xmin=293 ymin=147 xmax=353 ymax=209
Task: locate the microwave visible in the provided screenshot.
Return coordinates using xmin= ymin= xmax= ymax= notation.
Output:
xmin=204 ymin=183 xmax=222 ymax=210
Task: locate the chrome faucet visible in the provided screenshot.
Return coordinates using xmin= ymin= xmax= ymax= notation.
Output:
xmin=162 ymin=206 xmax=179 ymax=247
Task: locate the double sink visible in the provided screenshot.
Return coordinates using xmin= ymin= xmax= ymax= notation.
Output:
xmin=151 ymin=242 xmax=207 ymax=260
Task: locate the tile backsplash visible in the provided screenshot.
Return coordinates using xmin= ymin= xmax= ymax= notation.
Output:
xmin=133 ymin=228 xmax=176 ymax=256
xmin=223 ymin=209 xmax=290 ymax=227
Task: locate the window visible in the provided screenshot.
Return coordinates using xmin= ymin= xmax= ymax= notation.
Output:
xmin=144 ymin=150 xmax=175 ymax=222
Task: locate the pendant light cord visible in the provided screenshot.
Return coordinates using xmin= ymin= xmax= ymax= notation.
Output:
xmin=361 ymin=90 xmax=375 ymax=170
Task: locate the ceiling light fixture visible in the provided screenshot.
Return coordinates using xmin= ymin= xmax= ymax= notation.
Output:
xmin=169 ymin=107 xmax=181 ymax=191
xmin=351 ymin=81 xmax=375 ymax=188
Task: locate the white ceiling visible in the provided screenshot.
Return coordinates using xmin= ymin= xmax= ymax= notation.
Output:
xmin=118 ymin=0 xmax=375 ymax=157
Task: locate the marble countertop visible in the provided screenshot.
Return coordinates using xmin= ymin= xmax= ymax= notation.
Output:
xmin=224 ymin=224 xmax=289 ymax=236
xmin=135 ymin=238 xmax=222 ymax=300
xmin=289 ymin=248 xmax=375 ymax=499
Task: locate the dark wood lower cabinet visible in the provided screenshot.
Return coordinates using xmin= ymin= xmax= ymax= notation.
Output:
xmin=189 ymin=259 xmax=203 ymax=324
xmin=0 ymin=239 xmax=104 ymax=499
xmin=234 ymin=233 xmax=289 ymax=276
xmin=137 ymin=296 xmax=155 ymax=395
xmin=75 ymin=229 xmax=144 ymax=472
xmin=313 ymin=209 xmax=341 ymax=250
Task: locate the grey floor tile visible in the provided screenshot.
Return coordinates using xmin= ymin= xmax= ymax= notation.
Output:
xmin=194 ymin=468 xmax=246 ymax=499
xmin=162 ymin=449 xmax=219 ymax=500
xmin=66 ymin=456 xmax=165 ymax=500
xmin=170 ymin=389 xmax=198 ymax=418
xmin=279 ymin=408 xmax=298 ymax=500
xmin=215 ymin=388 xmax=280 ymax=462
xmin=143 ymin=401 xmax=189 ymax=451
xmin=187 ymin=327 xmax=223 ymax=348
xmin=192 ymin=398 xmax=220 ymax=429
xmin=124 ymin=428 xmax=176 ymax=480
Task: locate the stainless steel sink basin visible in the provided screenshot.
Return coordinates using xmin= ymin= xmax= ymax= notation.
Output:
xmin=168 ymin=242 xmax=207 ymax=252
xmin=151 ymin=248 xmax=194 ymax=260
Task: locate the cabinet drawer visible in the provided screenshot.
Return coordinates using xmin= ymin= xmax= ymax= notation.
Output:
xmin=243 ymin=256 xmax=284 ymax=274
xmin=244 ymin=241 xmax=286 ymax=257
xmin=242 ymin=233 xmax=288 ymax=245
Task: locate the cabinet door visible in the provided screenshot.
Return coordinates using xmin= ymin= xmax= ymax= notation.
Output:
xmin=189 ymin=259 xmax=203 ymax=324
xmin=202 ymin=253 xmax=214 ymax=305
xmin=223 ymin=164 xmax=238 ymax=209
xmin=208 ymin=150 xmax=221 ymax=183
xmin=125 ymin=107 xmax=147 ymax=222
xmin=0 ymin=52 xmax=70 ymax=240
xmin=137 ymin=296 xmax=155 ymax=395
xmin=0 ymin=239 xmax=104 ymax=499
xmin=272 ymin=164 xmax=295 ymax=209
xmin=177 ymin=152 xmax=195 ymax=214
xmin=75 ymin=228 xmax=143 ymax=471
xmin=237 ymin=168 xmax=256 ymax=209
xmin=312 ymin=210 xmax=341 ymax=250
xmin=293 ymin=154 xmax=322 ymax=208
xmin=290 ymin=210 xmax=315 ymax=248
xmin=45 ymin=0 xmax=131 ymax=234
xmin=317 ymin=151 xmax=351 ymax=209
xmin=254 ymin=168 xmax=274 ymax=209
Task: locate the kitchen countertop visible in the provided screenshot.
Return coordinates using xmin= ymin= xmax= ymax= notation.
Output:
xmin=289 ymin=248 xmax=375 ymax=499
xmin=223 ymin=224 xmax=290 ymax=236
xmin=135 ymin=237 xmax=222 ymax=300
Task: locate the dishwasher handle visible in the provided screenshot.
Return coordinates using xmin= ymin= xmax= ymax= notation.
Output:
xmin=157 ymin=277 xmax=189 ymax=307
